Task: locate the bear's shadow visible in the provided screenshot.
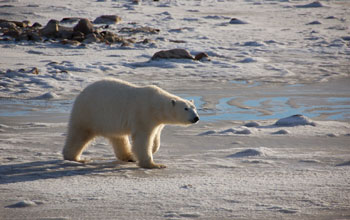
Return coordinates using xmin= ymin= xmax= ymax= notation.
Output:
xmin=0 ymin=159 xmax=138 ymax=184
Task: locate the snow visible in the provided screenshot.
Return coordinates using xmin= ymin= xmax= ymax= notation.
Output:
xmin=1 ymin=0 xmax=350 ymax=219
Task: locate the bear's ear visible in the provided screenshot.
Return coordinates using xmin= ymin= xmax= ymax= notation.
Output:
xmin=190 ymin=99 xmax=194 ymax=104
xmin=171 ymin=99 xmax=176 ymax=106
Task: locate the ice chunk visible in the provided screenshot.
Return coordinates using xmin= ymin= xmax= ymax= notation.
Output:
xmin=274 ymin=114 xmax=316 ymax=127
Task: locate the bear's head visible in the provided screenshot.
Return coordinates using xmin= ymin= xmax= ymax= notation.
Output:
xmin=169 ymin=98 xmax=199 ymax=125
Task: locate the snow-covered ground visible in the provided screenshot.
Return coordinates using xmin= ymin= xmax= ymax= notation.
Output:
xmin=1 ymin=0 xmax=350 ymax=219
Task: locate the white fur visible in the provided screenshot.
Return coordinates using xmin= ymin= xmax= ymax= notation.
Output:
xmin=63 ymin=78 xmax=199 ymax=169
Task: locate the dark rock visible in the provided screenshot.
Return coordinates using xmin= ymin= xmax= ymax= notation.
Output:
xmin=3 ymin=27 xmax=21 ymax=38
xmin=0 ymin=19 xmax=28 ymax=28
xmin=306 ymin=21 xmax=322 ymax=25
xmin=121 ymin=41 xmax=132 ymax=47
xmin=94 ymin=15 xmax=122 ymax=24
xmin=41 ymin=19 xmax=59 ymax=37
xmin=295 ymin=1 xmax=323 ymax=8
xmin=32 ymin=22 xmax=42 ymax=28
xmin=12 ymin=20 xmax=29 ymax=28
xmin=140 ymin=38 xmax=155 ymax=44
xmin=58 ymin=26 xmax=74 ymax=39
xmin=0 ymin=21 xmax=17 ymax=29
xmin=72 ymin=31 xmax=85 ymax=42
xmin=83 ymin=33 xmax=99 ymax=43
xmin=151 ymin=49 xmax=194 ymax=60
xmin=100 ymin=31 xmax=123 ymax=43
xmin=244 ymin=122 xmax=260 ymax=127
xmin=27 ymin=32 xmax=42 ymax=41
xmin=73 ymin=18 xmax=94 ymax=35
xmin=61 ymin=17 xmax=81 ymax=23
xmin=31 ymin=67 xmax=39 ymax=75
xmin=194 ymin=52 xmax=210 ymax=61
xmin=169 ymin=39 xmax=187 ymax=43
xmin=229 ymin=18 xmax=248 ymax=24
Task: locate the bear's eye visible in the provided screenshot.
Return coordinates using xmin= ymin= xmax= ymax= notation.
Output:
xmin=184 ymin=107 xmax=189 ymax=111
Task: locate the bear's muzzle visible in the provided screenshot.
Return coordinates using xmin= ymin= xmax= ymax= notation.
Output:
xmin=191 ymin=116 xmax=199 ymax=124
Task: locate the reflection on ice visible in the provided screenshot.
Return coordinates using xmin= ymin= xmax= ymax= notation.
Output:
xmin=185 ymin=96 xmax=350 ymax=122
xmin=0 ymin=95 xmax=349 ymax=122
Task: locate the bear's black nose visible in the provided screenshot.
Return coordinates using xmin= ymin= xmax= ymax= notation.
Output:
xmin=192 ymin=116 xmax=199 ymax=123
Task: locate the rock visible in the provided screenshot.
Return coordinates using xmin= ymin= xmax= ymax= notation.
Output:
xmin=3 ymin=27 xmax=21 ymax=38
xmin=0 ymin=19 xmax=29 ymax=28
xmin=151 ymin=49 xmax=194 ymax=60
xmin=72 ymin=31 xmax=85 ymax=42
xmin=58 ymin=26 xmax=74 ymax=39
xmin=229 ymin=18 xmax=248 ymax=24
xmin=228 ymin=149 xmax=264 ymax=158
xmin=100 ymin=31 xmax=123 ymax=43
xmin=169 ymin=39 xmax=187 ymax=43
xmin=307 ymin=21 xmax=322 ymax=25
xmin=83 ymin=33 xmax=99 ymax=43
xmin=61 ymin=17 xmax=81 ymax=23
xmin=31 ymin=67 xmax=39 ymax=75
xmin=194 ymin=52 xmax=210 ymax=61
xmin=296 ymin=1 xmax=323 ymax=8
xmin=235 ymin=128 xmax=252 ymax=135
xmin=32 ymin=22 xmax=42 ymax=28
xmin=73 ymin=18 xmax=94 ymax=35
xmin=0 ymin=21 xmax=17 ymax=29
xmin=93 ymin=15 xmax=122 ymax=24
xmin=121 ymin=41 xmax=132 ymax=47
xmin=41 ymin=19 xmax=59 ymax=37
xmin=244 ymin=121 xmax=260 ymax=127
xmin=6 ymin=200 xmax=37 ymax=208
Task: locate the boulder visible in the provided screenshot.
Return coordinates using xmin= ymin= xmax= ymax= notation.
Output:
xmin=32 ymin=22 xmax=42 ymax=28
xmin=72 ymin=31 xmax=85 ymax=42
xmin=83 ymin=33 xmax=99 ymax=43
xmin=93 ymin=15 xmax=122 ymax=24
xmin=151 ymin=49 xmax=194 ymax=60
xmin=194 ymin=52 xmax=210 ymax=61
xmin=73 ymin=19 xmax=94 ymax=35
xmin=41 ymin=19 xmax=59 ymax=37
xmin=229 ymin=18 xmax=248 ymax=24
xmin=3 ymin=27 xmax=21 ymax=38
xmin=0 ymin=21 xmax=17 ymax=29
xmin=61 ymin=17 xmax=81 ymax=23
xmin=58 ymin=26 xmax=74 ymax=39
xmin=100 ymin=31 xmax=123 ymax=43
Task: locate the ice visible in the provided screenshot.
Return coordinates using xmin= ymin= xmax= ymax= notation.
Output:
xmin=35 ymin=92 xmax=59 ymax=100
xmin=274 ymin=114 xmax=316 ymax=127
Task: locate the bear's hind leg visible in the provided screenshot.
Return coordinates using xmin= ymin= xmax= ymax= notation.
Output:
xmin=152 ymin=125 xmax=164 ymax=154
xmin=63 ymin=128 xmax=94 ymax=162
xmin=109 ymin=136 xmax=135 ymax=162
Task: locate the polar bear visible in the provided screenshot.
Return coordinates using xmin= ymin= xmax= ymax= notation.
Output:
xmin=62 ymin=78 xmax=199 ymax=169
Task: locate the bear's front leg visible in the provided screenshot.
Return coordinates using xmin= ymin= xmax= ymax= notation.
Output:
xmin=132 ymin=131 xmax=166 ymax=169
